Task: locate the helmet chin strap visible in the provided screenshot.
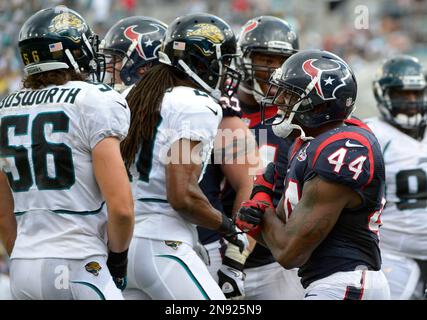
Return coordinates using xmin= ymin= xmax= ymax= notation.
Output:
xmin=65 ymin=49 xmax=81 ymax=74
xmin=177 ymin=59 xmax=221 ymax=101
xmin=272 ymin=106 xmax=314 ymax=141
xmin=271 ymin=76 xmax=318 ymax=141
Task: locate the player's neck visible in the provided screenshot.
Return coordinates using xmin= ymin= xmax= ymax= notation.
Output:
xmin=304 ymin=121 xmax=344 ymax=138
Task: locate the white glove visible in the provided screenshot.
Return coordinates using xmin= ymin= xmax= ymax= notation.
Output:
xmin=217 ymin=242 xmax=250 ymax=299
xmin=194 ymin=242 xmax=211 ymax=266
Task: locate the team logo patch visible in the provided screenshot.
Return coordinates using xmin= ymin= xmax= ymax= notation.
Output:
xmin=124 ymin=23 xmax=165 ymax=60
xmin=85 ymin=261 xmax=102 ymax=276
xmin=164 ymin=241 xmax=182 ymax=250
xmin=297 ymin=142 xmax=310 ymax=162
xmin=48 ymin=12 xmax=85 ymax=42
xmin=187 ymin=23 xmax=224 ymax=44
xmin=302 ymin=58 xmax=350 ymax=101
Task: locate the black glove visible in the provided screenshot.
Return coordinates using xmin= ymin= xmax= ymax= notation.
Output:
xmin=217 ymin=243 xmax=250 ymax=299
xmin=107 ymin=249 xmax=128 ymax=291
xmin=217 ymin=214 xmax=249 ymax=253
xmin=235 ymin=200 xmax=270 ymax=237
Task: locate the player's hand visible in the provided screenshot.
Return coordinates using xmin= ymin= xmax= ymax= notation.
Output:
xmin=217 ymin=265 xmax=245 ymax=299
xmin=107 ymin=249 xmax=128 ymax=291
xmin=235 ymin=200 xmax=270 ymax=237
xmin=223 ymin=227 xmax=249 ymax=254
xmin=250 ymin=162 xmax=276 ymax=204
xmin=217 ymin=242 xmax=250 ymax=299
xmin=218 ymin=215 xmax=249 ymax=253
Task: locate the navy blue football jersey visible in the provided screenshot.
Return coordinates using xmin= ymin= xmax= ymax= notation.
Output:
xmin=283 ymin=119 xmax=385 ymax=288
xmin=222 ymin=104 xmax=294 ymax=268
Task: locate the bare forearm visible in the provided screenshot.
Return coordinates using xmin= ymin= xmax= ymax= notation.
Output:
xmin=260 ymin=209 xmax=301 ymax=266
xmin=0 ymin=174 xmax=16 ymax=256
xmin=175 ymin=184 xmax=224 ymax=230
xmin=107 ymin=209 xmax=134 ymax=252
xmin=0 ymin=217 xmax=16 ymax=256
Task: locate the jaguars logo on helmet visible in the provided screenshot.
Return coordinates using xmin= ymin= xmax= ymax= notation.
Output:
xmin=159 ymin=13 xmax=241 ymax=100
xmin=187 ymin=23 xmax=225 ymax=44
xmin=48 ymin=12 xmax=86 ymax=39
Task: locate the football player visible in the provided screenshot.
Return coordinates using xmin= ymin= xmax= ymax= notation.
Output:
xmin=218 ymin=16 xmax=305 ymax=300
xmin=236 ymin=50 xmax=391 ymax=300
xmin=0 ymin=6 xmax=134 ymax=300
xmin=365 ymin=55 xmax=427 ymax=299
xmin=120 ymin=13 xmax=248 ymax=300
xmin=100 ymin=16 xmax=167 ymax=94
xmin=197 ymin=87 xmax=261 ymax=299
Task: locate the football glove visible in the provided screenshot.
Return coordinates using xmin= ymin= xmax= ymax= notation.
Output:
xmin=106 ymin=249 xmax=128 ymax=291
xmin=235 ymin=200 xmax=270 ymax=237
xmin=217 ymin=242 xmax=250 ymax=299
xmin=217 ymin=214 xmax=249 ymax=253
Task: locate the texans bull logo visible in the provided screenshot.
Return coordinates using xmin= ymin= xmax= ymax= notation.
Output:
xmin=124 ymin=23 xmax=165 ymax=60
xmin=302 ymin=59 xmax=350 ymax=101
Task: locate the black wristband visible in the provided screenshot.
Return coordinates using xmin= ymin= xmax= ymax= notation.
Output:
xmin=223 ymin=256 xmax=245 ymax=271
xmin=107 ymin=249 xmax=128 ymax=266
xmin=217 ymin=214 xmax=235 ymax=236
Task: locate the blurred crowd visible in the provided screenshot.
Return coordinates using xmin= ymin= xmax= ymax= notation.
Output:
xmin=1 ymin=0 xmax=427 ymax=115
xmin=0 ymin=0 xmax=427 ymax=300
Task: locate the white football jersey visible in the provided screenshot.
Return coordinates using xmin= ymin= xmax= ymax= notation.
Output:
xmin=365 ymin=117 xmax=427 ymax=259
xmin=130 ymin=86 xmax=222 ymax=246
xmin=0 ymin=81 xmax=130 ymax=260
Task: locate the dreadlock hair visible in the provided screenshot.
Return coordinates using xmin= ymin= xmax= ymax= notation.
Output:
xmin=121 ymin=63 xmax=196 ymax=168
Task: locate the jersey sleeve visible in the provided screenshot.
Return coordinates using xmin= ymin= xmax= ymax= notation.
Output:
xmin=79 ymin=84 xmax=130 ymax=149
xmin=164 ymin=88 xmax=222 ymax=145
xmin=308 ymin=136 xmax=374 ymax=189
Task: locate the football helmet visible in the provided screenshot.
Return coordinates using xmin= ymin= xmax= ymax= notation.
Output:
xmin=262 ymin=49 xmax=357 ymax=140
xmin=373 ymin=55 xmax=427 ymax=139
xmin=18 ymin=6 xmax=104 ymax=81
xmin=158 ymin=13 xmax=241 ymax=101
xmin=237 ymin=16 xmax=299 ymax=103
xmin=100 ymin=16 xmax=167 ymax=89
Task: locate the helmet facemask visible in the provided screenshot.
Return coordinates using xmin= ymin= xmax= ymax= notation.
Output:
xmin=374 ymin=80 xmax=427 ymax=139
xmin=239 ymin=48 xmax=295 ymax=103
xmin=173 ymin=45 xmax=241 ymax=101
xmin=262 ymin=70 xmax=317 ymax=141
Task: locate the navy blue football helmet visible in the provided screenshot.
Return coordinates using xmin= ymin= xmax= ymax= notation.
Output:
xmin=101 ymin=16 xmax=167 ymax=89
xmin=237 ymin=16 xmax=299 ymax=103
xmin=262 ymin=49 xmax=357 ymax=140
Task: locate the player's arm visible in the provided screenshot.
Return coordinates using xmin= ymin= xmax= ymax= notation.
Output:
xmin=261 ymin=175 xmax=361 ymax=269
xmin=167 ymin=139 xmax=226 ymax=228
xmin=215 ymin=117 xmax=260 ymax=298
xmin=166 ymin=139 xmax=248 ymax=251
xmin=218 ymin=116 xmax=260 ymax=216
xmin=93 ymin=137 xmax=134 ymax=252
xmin=0 ymin=171 xmax=16 ymax=256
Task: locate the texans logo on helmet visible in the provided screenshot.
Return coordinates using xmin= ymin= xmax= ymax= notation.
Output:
xmin=124 ymin=23 xmax=165 ymax=60
xmin=302 ymin=59 xmax=350 ymax=101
